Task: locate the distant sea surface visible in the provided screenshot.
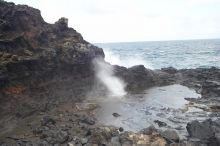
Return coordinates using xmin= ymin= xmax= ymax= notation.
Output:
xmin=96 ymin=39 xmax=220 ymax=69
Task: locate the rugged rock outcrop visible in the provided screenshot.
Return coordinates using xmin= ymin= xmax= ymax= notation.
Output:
xmin=114 ymin=65 xmax=157 ymax=91
xmin=0 ymin=1 xmax=220 ymax=145
xmin=186 ymin=119 xmax=220 ymax=146
xmin=115 ymin=65 xmax=220 ymax=96
xmin=122 ymin=66 xmax=220 ymax=97
xmin=0 ymin=0 xmax=104 ymax=118
xmin=179 ymin=67 xmax=220 ymax=98
xmin=0 ymin=1 xmax=104 ymax=86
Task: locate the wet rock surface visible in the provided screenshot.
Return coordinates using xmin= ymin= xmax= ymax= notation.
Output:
xmin=0 ymin=102 xmax=177 ymax=146
xmin=186 ymin=119 xmax=220 ymax=145
xmin=0 ymin=1 xmax=220 ymax=146
xmin=154 ymin=120 xmax=167 ymax=127
xmin=161 ymin=129 xmax=180 ymax=143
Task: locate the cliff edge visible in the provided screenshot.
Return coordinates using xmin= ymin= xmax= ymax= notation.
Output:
xmin=0 ymin=0 xmax=104 ymax=117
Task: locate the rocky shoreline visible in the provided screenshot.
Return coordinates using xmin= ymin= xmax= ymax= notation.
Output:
xmin=0 ymin=1 xmax=220 ymax=146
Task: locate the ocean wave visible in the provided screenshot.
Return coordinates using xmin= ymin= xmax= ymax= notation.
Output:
xmin=103 ymin=48 xmax=154 ymax=69
xmin=97 ymin=39 xmax=220 ymax=69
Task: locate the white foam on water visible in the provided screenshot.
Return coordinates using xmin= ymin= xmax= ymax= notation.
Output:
xmin=104 ymin=48 xmax=154 ymax=69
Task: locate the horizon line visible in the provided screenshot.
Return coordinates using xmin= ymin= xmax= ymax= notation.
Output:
xmin=93 ymin=37 xmax=220 ymax=44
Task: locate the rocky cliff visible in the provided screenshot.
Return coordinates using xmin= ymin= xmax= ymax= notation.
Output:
xmin=0 ymin=1 xmax=220 ymax=146
xmin=0 ymin=0 xmax=104 ymax=117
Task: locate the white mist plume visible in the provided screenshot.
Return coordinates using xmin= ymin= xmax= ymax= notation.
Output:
xmin=104 ymin=48 xmax=154 ymax=69
xmin=93 ymin=58 xmax=126 ymax=97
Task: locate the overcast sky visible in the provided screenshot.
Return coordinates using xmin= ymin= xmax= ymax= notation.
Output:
xmin=6 ymin=0 xmax=220 ymax=43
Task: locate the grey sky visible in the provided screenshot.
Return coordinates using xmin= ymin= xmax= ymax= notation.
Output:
xmin=5 ymin=0 xmax=220 ymax=43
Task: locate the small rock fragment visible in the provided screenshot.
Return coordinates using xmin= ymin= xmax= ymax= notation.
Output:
xmin=112 ymin=113 xmax=120 ymax=117
xmin=41 ymin=116 xmax=56 ymax=126
xmin=80 ymin=117 xmax=95 ymax=125
xmin=140 ymin=125 xmax=157 ymax=135
xmin=119 ymin=127 xmax=124 ymax=132
xmin=161 ymin=129 xmax=179 ymax=142
xmin=154 ymin=120 xmax=167 ymax=127
xmin=81 ymin=138 xmax=88 ymax=145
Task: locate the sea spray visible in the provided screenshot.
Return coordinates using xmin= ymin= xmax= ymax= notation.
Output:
xmin=93 ymin=58 xmax=126 ymax=97
xmin=103 ymin=48 xmax=154 ymax=69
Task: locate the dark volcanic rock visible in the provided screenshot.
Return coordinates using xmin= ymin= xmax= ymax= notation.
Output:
xmin=186 ymin=119 xmax=220 ymax=145
xmin=80 ymin=116 xmax=96 ymax=125
xmin=114 ymin=65 xmax=158 ymax=91
xmin=118 ymin=127 xmax=124 ymax=132
xmin=179 ymin=67 xmax=220 ymax=98
xmin=161 ymin=67 xmax=178 ymax=74
xmin=41 ymin=115 xmax=56 ymax=126
xmin=161 ymin=129 xmax=179 ymax=143
xmin=154 ymin=120 xmax=167 ymax=127
xmin=201 ymin=80 xmax=220 ymax=98
xmin=55 ymin=130 xmax=69 ymax=144
xmin=16 ymin=103 xmax=37 ymax=118
xmin=140 ymin=125 xmax=157 ymax=135
xmin=112 ymin=112 xmax=121 ymax=117
xmin=187 ymin=119 xmax=214 ymax=139
xmin=0 ymin=0 xmax=104 ymax=117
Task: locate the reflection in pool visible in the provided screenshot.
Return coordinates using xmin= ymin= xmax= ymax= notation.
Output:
xmin=86 ymin=84 xmax=205 ymax=138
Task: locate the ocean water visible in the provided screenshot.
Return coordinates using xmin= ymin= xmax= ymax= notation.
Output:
xmin=96 ymin=39 xmax=220 ymax=69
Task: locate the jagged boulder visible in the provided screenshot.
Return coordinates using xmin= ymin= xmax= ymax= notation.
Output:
xmin=114 ymin=65 xmax=157 ymax=91
xmin=186 ymin=119 xmax=220 ymax=145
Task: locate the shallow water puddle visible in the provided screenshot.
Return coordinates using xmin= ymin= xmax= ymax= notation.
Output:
xmin=85 ymin=84 xmax=205 ymax=137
